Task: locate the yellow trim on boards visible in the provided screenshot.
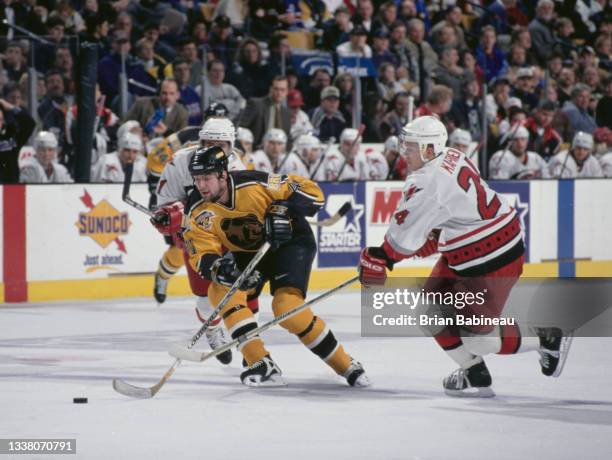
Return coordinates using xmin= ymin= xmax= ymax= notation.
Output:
xmin=6 ymin=261 xmax=610 ymax=303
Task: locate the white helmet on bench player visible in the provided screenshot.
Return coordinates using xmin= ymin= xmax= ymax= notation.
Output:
xmin=399 ymin=115 xmax=448 ymax=162
xmin=263 ymin=128 xmax=287 ymax=146
xmin=199 ymin=117 xmax=235 ymax=150
xmin=34 ymin=131 xmax=58 ymax=151
xmin=118 ymin=132 xmax=143 ymax=152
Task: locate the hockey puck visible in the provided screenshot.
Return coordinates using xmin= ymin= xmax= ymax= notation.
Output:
xmin=73 ymin=397 xmax=88 ymax=404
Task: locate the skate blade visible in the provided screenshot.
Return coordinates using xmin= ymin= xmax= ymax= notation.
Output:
xmin=243 ymin=375 xmax=287 ymax=388
xmin=551 ymin=332 xmax=574 ymax=378
xmin=444 ymin=386 xmax=495 ymax=398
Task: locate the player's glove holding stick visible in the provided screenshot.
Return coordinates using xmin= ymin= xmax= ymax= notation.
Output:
xmin=150 ymin=202 xmax=186 ymax=248
xmin=209 ymin=255 xmax=261 ymax=291
xmin=264 ymin=200 xmax=293 ymax=250
xmin=359 ymin=230 xmax=441 ymax=286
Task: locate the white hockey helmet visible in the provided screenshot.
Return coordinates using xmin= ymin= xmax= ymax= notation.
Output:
xmin=340 ymin=128 xmax=360 ymax=144
xmin=449 ymin=128 xmax=472 ymax=147
xmin=510 ymin=125 xmax=529 ymax=141
xmin=199 ymin=117 xmax=235 ymax=149
xmin=295 ymin=133 xmax=320 ymax=152
xmin=119 ymin=132 xmax=143 ymax=151
xmin=117 ymin=120 xmax=141 ymax=141
xmin=263 ymin=128 xmax=287 ymax=146
xmin=34 ymin=131 xmax=58 ymax=150
xmin=384 ymin=136 xmax=399 ymax=153
xmin=237 ymin=127 xmax=254 ymax=144
xmin=399 ymin=115 xmax=448 ymax=161
xmin=572 ymin=131 xmax=594 ymax=150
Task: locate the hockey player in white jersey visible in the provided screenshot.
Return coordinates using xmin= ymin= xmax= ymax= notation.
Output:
xmin=151 ymin=116 xmax=248 ymax=365
xmin=489 ymin=126 xmax=548 ymax=179
xmin=293 ymin=133 xmax=324 ymax=180
xmin=250 ymin=128 xmax=286 ymax=173
xmin=20 ymin=131 xmax=73 ymax=183
xmin=548 ymin=131 xmax=603 ymax=178
xmin=358 ymin=116 xmax=572 ymax=397
xmin=92 ymin=133 xmax=147 ymax=183
xmin=323 ymin=128 xmax=370 ymax=181
xmin=599 ymin=152 xmax=612 ymax=177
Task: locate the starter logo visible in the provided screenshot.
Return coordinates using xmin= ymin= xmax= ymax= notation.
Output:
xmin=318 ymin=189 xmax=365 ymax=268
xmin=76 ymin=189 xmax=130 ymax=253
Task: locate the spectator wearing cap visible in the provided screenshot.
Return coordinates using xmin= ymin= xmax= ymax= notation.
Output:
xmin=449 ymin=77 xmax=483 ymax=140
xmin=371 ymin=1 xmax=398 ymax=36
xmin=198 ymin=60 xmax=244 ymax=123
xmin=528 ymin=0 xmax=556 ymax=65
xmin=512 ymin=67 xmax=539 ymax=112
xmin=336 ymin=24 xmax=372 ymax=57
xmin=173 ymin=58 xmax=202 ymax=126
xmin=371 ymin=28 xmax=398 ymax=69
xmin=430 ymin=6 xmax=467 ymax=51
xmin=562 ymin=83 xmax=598 ymax=134
xmin=287 ymin=89 xmax=314 ymax=141
xmin=596 ymin=76 xmax=612 ymax=129
xmin=352 ymin=0 xmax=374 ymax=33
xmin=548 ymin=131 xmax=603 ymax=178
xmin=208 ymin=15 xmax=239 ymax=70
xmin=0 ymin=96 xmax=36 ymax=183
xmin=525 ymin=100 xmax=563 ymax=161
xmin=228 ymin=39 xmax=274 ymax=99
xmin=433 ymin=46 xmax=474 ymax=99
xmin=320 ymin=5 xmax=353 ymax=51
xmin=124 ymin=78 xmax=188 ymax=138
xmin=2 ymin=41 xmax=27 ymax=83
xmin=309 ymin=85 xmax=347 ymax=142
xmin=239 ymin=75 xmax=291 ymax=148
xmin=475 ymin=26 xmax=508 ymax=83
xmin=406 ymin=18 xmax=438 ymax=100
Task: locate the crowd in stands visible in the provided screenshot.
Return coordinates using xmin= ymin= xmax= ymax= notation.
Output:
xmin=0 ymin=0 xmax=610 ymax=183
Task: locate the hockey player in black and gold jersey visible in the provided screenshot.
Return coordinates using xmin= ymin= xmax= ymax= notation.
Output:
xmin=182 ymin=146 xmax=370 ymax=387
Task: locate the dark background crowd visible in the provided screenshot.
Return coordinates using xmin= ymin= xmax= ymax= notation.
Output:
xmin=0 ymin=0 xmax=610 ymax=183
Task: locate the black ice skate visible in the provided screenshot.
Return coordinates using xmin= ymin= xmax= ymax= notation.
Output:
xmin=443 ymin=360 xmax=495 ymax=398
xmin=535 ymin=327 xmax=573 ymax=377
xmin=153 ymin=272 xmax=168 ymax=304
xmin=240 ymin=356 xmax=286 ymax=387
xmin=343 ymin=359 xmax=371 ymax=387
xmin=205 ymin=326 xmax=233 ymax=365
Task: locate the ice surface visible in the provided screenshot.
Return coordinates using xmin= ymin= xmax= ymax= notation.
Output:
xmin=1 ymin=292 xmax=612 ymax=460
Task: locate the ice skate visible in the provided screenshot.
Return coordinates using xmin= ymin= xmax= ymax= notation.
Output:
xmin=240 ymin=356 xmax=286 ymax=387
xmin=535 ymin=327 xmax=573 ymax=377
xmin=153 ymin=272 xmax=168 ymax=305
xmin=205 ymin=326 xmax=233 ymax=365
xmin=443 ymin=360 xmax=495 ymax=398
xmin=343 ymin=359 xmax=371 ymax=387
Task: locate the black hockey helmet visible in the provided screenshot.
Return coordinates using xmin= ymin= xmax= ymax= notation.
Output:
xmin=188 ymin=145 xmax=228 ymax=176
xmin=204 ymin=102 xmax=229 ymax=120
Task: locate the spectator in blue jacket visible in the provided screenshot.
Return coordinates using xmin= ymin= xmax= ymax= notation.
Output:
xmin=476 ymin=26 xmax=508 ymax=83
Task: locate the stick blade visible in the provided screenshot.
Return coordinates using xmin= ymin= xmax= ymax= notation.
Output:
xmin=112 ymin=378 xmax=154 ymax=399
xmin=337 ymin=201 xmax=352 ymax=217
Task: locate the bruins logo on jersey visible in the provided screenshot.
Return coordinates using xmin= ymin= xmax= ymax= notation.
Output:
xmin=195 ymin=210 xmax=215 ymax=230
xmin=220 ymin=214 xmax=264 ymax=250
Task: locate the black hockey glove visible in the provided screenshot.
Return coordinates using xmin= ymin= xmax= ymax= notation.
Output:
xmin=210 ymin=256 xmax=261 ymax=290
xmin=264 ymin=200 xmax=293 ymax=250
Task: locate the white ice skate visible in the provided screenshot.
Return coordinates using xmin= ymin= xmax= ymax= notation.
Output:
xmin=205 ymin=326 xmax=233 ymax=365
xmin=443 ymin=360 xmax=495 ymax=398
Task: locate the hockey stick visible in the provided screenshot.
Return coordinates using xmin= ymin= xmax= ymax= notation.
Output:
xmin=308 ymin=200 xmax=352 ymax=227
xmin=169 ymin=275 xmax=359 ymax=363
xmin=122 ymin=162 xmax=154 ymax=217
xmin=112 ymin=241 xmax=271 ymax=399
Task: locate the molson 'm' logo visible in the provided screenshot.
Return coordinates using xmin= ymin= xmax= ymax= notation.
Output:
xmin=75 ymin=189 xmax=130 ymax=253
